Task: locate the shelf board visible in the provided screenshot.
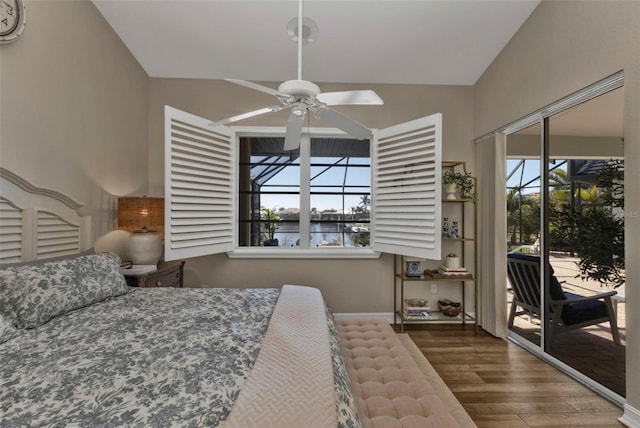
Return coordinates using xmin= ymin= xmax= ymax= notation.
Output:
xmin=396 ymin=310 xmax=474 ymax=322
xmin=442 ymin=160 xmax=467 ymax=168
xmin=442 ymin=237 xmax=475 ymax=242
xmin=442 ymin=198 xmax=474 ymax=203
xmin=395 ymin=273 xmax=475 ymax=281
xmin=396 ymin=274 xmax=429 ymax=280
xmin=424 ymin=272 xmax=474 ymax=281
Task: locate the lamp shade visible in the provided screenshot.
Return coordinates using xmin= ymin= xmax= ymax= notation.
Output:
xmin=117 ymin=197 xmax=164 ymax=232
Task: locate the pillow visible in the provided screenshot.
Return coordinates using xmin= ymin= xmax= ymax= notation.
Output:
xmin=0 ymin=249 xmax=97 ymax=319
xmin=0 ymin=252 xmax=100 ymax=321
xmin=549 ymin=275 xmax=567 ymax=301
xmin=0 ymin=253 xmax=130 ymax=329
xmin=0 ymin=313 xmax=18 ymax=344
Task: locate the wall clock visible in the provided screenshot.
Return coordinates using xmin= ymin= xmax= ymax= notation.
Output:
xmin=0 ymin=0 xmax=26 ymax=44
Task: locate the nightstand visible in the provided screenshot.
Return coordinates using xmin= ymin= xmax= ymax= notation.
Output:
xmin=123 ymin=260 xmax=185 ymax=288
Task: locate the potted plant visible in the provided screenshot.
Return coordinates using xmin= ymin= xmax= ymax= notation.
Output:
xmin=443 ymin=170 xmax=474 ymax=200
xmin=261 ymin=207 xmax=280 ymax=246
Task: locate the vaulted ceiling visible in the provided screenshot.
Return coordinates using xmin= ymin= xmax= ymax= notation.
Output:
xmin=93 ymin=1 xmax=623 ymax=139
xmin=92 ymin=0 xmax=540 ymax=86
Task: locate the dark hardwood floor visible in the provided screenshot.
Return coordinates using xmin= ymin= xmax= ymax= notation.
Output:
xmin=403 ymin=325 xmax=624 ymax=427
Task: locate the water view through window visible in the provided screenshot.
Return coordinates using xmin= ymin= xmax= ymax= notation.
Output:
xmin=238 ymin=136 xmax=371 ymax=248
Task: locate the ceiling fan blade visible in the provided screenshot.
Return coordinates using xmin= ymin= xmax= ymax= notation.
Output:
xmin=284 ymin=114 xmax=305 ymax=151
xmin=225 ymin=78 xmax=290 ymax=98
xmin=316 ymin=90 xmax=384 ymax=106
xmin=209 ymin=105 xmax=283 ymax=127
xmin=315 ymin=108 xmax=372 ymax=140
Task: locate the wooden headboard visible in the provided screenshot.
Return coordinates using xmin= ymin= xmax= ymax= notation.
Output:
xmin=0 ymin=167 xmax=92 ymax=264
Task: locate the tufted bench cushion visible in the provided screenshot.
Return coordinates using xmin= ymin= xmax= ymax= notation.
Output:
xmin=335 ymin=319 xmax=475 ymax=428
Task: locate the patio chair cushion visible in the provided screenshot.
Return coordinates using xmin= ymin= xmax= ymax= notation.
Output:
xmin=549 ymin=276 xmax=567 ymax=301
xmin=561 ymin=292 xmax=608 ymax=325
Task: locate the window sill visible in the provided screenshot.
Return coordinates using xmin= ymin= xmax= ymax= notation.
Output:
xmin=227 ymin=248 xmax=381 ymax=259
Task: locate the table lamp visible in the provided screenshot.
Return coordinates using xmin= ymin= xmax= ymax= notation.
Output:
xmin=117 ymin=197 xmax=164 ymax=265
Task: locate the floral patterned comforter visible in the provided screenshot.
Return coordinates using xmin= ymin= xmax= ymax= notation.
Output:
xmin=0 ymin=287 xmax=359 ymax=427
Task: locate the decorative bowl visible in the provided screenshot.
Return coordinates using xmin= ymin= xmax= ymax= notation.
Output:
xmin=404 ymin=298 xmax=428 ymax=307
xmin=438 ymin=299 xmax=462 ymax=317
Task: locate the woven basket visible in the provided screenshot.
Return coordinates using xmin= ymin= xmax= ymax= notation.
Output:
xmin=438 ymin=300 xmax=462 ymax=317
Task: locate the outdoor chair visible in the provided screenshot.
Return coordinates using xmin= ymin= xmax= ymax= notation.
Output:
xmin=506 ymin=252 xmax=621 ymax=345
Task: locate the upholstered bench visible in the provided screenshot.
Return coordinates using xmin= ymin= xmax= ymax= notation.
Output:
xmin=335 ymin=319 xmax=475 ymax=428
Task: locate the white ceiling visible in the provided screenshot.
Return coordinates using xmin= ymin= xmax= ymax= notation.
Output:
xmin=92 ymin=0 xmax=540 ymax=86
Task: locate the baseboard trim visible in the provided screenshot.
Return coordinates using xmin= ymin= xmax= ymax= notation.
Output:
xmin=332 ymin=312 xmax=394 ymax=323
xmin=619 ymin=403 xmax=640 ymax=427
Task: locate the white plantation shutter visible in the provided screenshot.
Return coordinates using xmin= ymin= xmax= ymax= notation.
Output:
xmin=372 ymin=114 xmax=442 ymax=260
xmin=164 ymin=106 xmax=235 ymax=260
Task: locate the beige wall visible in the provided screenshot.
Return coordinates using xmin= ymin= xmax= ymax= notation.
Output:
xmin=0 ymin=0 xmax=149 ymax=237
xmin=474 ymin=0 xmax=640 ymax=417
xmin=148 ymin=78 xmax=475 ymax=312
xmin=474 ymin=1 xmax=638 ymax=136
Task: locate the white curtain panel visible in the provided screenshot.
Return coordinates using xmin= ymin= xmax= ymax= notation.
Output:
xmin=475 ymin=132 xmax=507 ymax=337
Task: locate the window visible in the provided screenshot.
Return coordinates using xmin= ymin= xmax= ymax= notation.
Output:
xmin=165 ymin=106 xmax=442 ymax=260
xmin=238 ymin=136 xmax=371 ymax=249
xmin=238 ymin=137 xmax=302 ymax=248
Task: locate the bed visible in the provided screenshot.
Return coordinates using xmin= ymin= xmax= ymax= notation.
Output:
xmin=1 ymin=168 xmax=473 ymax=427
xmin=0 ymin=168 xmax=360 ymax=427
xmin=0 ymin=281 xmax=359 ymax=426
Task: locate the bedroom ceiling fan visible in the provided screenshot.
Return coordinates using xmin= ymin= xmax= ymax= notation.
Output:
xmin=209 ymin=0 xmax=384 ymax=151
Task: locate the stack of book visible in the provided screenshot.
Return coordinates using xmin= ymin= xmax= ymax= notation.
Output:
xmin=403 ymin=300 xmax=432 ymax=320
xmin=438 ymin=265 xmax=469 ymax=276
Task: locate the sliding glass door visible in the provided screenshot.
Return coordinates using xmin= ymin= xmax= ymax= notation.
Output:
xmin=505 ymin=78 xmax=625 ymax=400
xmin=544 ymin=87 xmax=625 ymax=396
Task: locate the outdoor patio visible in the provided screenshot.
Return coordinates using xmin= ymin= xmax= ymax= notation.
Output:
xmin=507 ymin=254 xmax=626 ymax=397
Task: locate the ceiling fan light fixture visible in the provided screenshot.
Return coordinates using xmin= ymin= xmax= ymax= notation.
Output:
xmin=287 ymin=16 xmax=319 ymax=44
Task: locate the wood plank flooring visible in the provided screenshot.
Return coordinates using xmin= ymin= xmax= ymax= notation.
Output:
xmin=403 ymin=325 xmax=624 ymax=427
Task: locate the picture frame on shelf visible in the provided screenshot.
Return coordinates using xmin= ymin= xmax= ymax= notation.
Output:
xmin=405 ymin=260 xmax=421 ymax=277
